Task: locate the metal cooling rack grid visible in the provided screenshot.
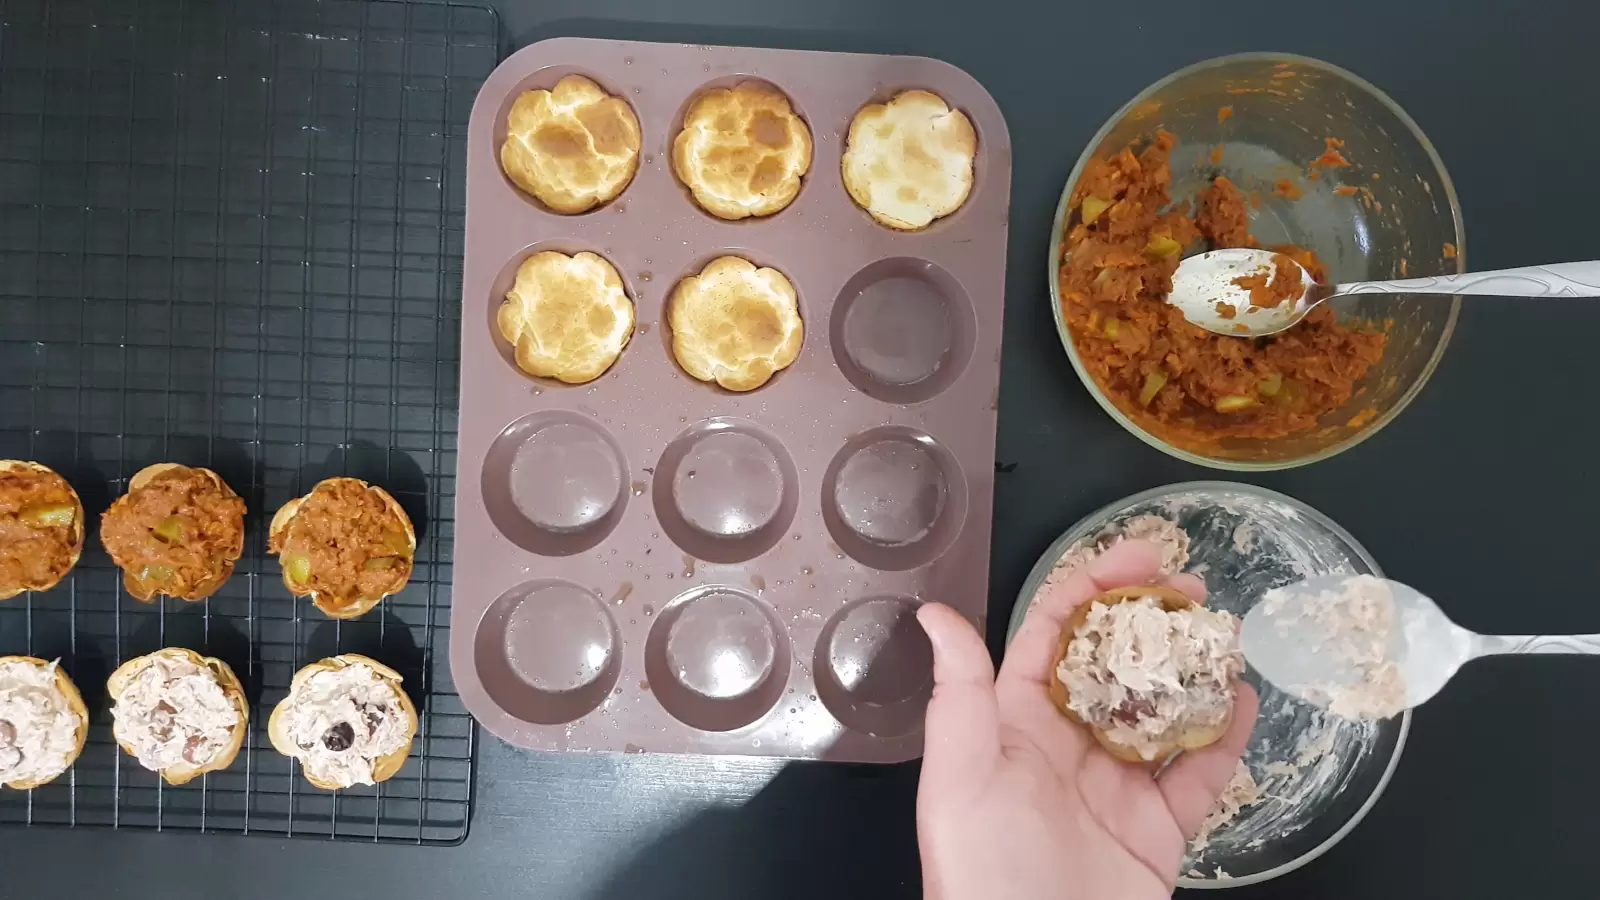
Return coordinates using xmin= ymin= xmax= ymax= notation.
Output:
xmin=0 ymin=0 xmax=498 ymax=843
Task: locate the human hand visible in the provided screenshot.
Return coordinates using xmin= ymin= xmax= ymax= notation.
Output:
xmin=914 ymin=539 xmax=1259 ymax=900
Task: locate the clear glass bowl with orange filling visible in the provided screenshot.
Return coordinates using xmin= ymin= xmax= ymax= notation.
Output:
xmin=1049 ymin=53 xmax=1463 ymax=470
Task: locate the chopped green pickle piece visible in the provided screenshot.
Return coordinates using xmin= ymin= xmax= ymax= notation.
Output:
xmin=363 ymin=556 xmax=398 ymax=572
xmin=1258 ymin=373 xmax=1283 ymax=397
xmin=381 ymin=530 xmax=411 ymax=555
xmin=139 ymin=564 xmax=174 ymax=583
xmin=1138 ymin=371 xmax=1168 ymax=407
xmin=285 ymin=554 xmax=311 ymax=585
xmin=1272 ymin=378 xmax=1300 ymax=406
xmin=21 ymin=504 xmax=74 ymax=527
xmin=1080 ymin=195 xmax=1111 ymax=224
xmin=152 ymin=515 xmax=190 ymax=544
xmin=1144 ymin=234 xmax=1182 ymax=259
xmin=1214 ymin=394 xmax=1258 ymax=413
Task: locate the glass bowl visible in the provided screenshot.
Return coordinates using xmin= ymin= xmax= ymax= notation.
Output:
xmin=1006 ymin=482 xmax=1408 ymax=888
xmin=1048 ymin=53 xmax=1465 ymax=470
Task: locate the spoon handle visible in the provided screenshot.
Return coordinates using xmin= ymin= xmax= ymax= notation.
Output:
xmin=1473 ymin=633 xmax=1600 ymax=657
xmin=1332 ymin=261 xmax=1600 ymax=299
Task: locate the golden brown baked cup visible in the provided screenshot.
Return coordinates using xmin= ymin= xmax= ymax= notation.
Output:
xmin=267 ymin=654 xmax=418 ymax=791
xmin=268 ymin=478 xmax=416 ymax=620
xmin=107 ymin=647 xmax=249 ymax=786
xmin=100 ymin=463 xmax=246 ymax=603
xmin=667 ymin=255 xmax=804 ymax=392
xmin=842 ymin=90 xmax=977 ymax=231
xmin=500 ymin=74 xmax=642 ymax=214
xmin=1048 ymin=584 xmax=1234 ymax=764
xmin=0 ymin=655 xmax=90 ymax=790
xmin=0 ymin=461 xmax=85 ymax=600
xmin=672 ymin=82 xmax=812 ymax=220
xmin=496 ymin=250 xmax=635 ymax=384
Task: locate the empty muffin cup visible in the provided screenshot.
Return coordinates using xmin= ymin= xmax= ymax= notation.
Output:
xmin=822 ymin=427 xmax=968 ymax=571
xmin=474 ymin=579 xmax=622 ymax=725
xmin=813 ymin=596 xmax=933 ymax=737
xmin=481 ymin=411 xmax=629 ymax=556
xmin=652 ymin=418 xmax=798 ymax=564
xmin=830 ymin=258 xmax=976 ymax=404
xmin=644 ymin=586 xmax=790 ymax=732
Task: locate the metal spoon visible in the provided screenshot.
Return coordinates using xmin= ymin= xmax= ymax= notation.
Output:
xmin=1240 ymin=574 xmax=1600 ymax=717
xmin=1170 ymin=248 xmax=1600 ymax=337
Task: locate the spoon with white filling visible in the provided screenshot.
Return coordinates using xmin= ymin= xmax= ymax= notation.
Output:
xmin=1241 ymin=574 xmax=1600 ymax=718
xmin=1168 ymin=248 xmax=1600 ymax=338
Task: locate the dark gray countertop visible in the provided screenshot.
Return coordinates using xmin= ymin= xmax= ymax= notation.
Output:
xmin=8 ymin=0 xmax=1597 ymax=897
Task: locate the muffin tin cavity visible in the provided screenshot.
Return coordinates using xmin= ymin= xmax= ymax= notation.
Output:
xmin=456 ymin=36 xmax=1010 ymax=761
xmin=481 ymin=411 xmax=629 ymax=556
xmin=644 ymin=587 xmax=791 ymax=732
xmin=474 ymin=580 xmax=622 ymax=725
xmin=652 ymin=418 xmax=799 ymax=564
xmin=823 ymin=427 xmax=968 ymax=571
xmin=831 ymin=258 xmax=975 ymax=403
xmin=813 ymin=596 xmax=933 ymax=737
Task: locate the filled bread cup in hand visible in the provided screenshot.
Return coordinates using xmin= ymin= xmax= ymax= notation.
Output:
xmin=268 ymin=654 xmax=418 ymax=790
xmin=1049 ymin=584 xmax=1244 ymax=763
xmin=100 ymin=463 xmax=247 ymax=603
xmin=0 ymin=655 xmax=90 ymax=790
xmin=0 ymin=461 xmax=86 ymax=600
xmin=108 ymin=647 xmax=249 ymax=786
xmin=268 ymin=478 xmax=416 ymax=620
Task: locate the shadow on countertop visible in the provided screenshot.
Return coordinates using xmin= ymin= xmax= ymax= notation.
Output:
xmin=587 ymin=759 xmax=923 ymax=900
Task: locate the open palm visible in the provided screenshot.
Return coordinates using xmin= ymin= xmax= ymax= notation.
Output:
xmin=914 ymin=540 xmax=1259 ymax=900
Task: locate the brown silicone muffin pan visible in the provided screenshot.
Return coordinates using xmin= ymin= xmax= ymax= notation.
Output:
xmin=452 ymin=37 xmax=1011 ymax=761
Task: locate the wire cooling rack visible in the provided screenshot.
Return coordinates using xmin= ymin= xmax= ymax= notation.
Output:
xmin=0 ymin=0 xmax=498 ymax=843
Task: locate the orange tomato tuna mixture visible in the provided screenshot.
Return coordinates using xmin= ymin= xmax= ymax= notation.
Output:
xmin=1059 ymin=130 xmax=1385 ymax=447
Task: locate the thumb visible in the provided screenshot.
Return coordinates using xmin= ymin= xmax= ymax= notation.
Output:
xmin=1156 ymin=680 xmax=1260 ymax=838
xmin=916 ymin=603 xmax=1001 ymax=787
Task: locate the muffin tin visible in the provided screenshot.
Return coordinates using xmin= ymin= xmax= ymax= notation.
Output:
xmin=452 ymin=37 xmax=1011 ymax=761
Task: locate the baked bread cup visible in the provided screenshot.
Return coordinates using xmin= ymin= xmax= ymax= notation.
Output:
xmin=108 ymin=647 xmax=248 ymax=786
xmin=500 ymin=74 xmax=642 ymax=214
xmin=1049 ymin=584 xmax=1239 ymax=763
xmin=268 ymin=654 xmax=418 ymax=790
xmin=496 ymin=250 xmax=634 ymax=384
xmin=0 ymin=461 xmax=85 ymax=600
xmin=100 ymin=463 xmax=246 ymax=603
xmin=842 ymin=90 xmax=977 ymax=231
xmin=672 ymin=82 xmax=812 ymax=220
xmin=668 ymin=255 xmax=803 ymax=392
xmin=0 ymin=655 xmax=90 ymax=790
xmin=269 ymin=478 xmax=415 ymax=620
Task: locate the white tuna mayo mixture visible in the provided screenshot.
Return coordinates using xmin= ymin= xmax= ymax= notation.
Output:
xmin=278 ymin=663 xmax=410 ymax=788
xmin=0 ymin=659 xmax=81 ymax=786
xmin=1057 ymin=597 xmax=1243 ymax=760
xmin=1263 ymin=573 xmax=1406 ymax=720
xmin=112 ymin=654 xmax=239 ymax=772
